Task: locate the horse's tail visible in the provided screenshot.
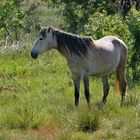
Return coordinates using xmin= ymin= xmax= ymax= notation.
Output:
xmin=115 ymin=39 xmax=128 ymax=94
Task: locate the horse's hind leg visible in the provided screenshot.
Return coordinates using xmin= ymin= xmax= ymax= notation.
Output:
xmin=120 ymin=75 xmax=127 ymax=106
xmin=83 ymin=74 xmax=90 ymax=109
xmin=121 ymin=78 xmax=127 ymax=105
xmin=101 ymin=76 xmax=110 ymax=104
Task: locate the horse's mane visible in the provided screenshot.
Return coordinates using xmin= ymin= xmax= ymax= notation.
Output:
xmin=40 ymin=27 xmax=93 ymax=56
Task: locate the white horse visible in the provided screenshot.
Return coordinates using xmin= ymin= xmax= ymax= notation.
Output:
xmin=31 ymin=27 xmax=128 ymax=108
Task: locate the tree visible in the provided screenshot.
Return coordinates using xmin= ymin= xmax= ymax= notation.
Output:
xmin=0 ymin=0 xmax=40 ymax=43
xmin=126 ymin=9 xmax=140 ymax=81
xmin=46 ymin=0 xmax=139 ymax=33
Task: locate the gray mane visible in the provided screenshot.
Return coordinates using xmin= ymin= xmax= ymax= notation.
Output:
xmin=53 ymin=29 xmax=93 ymax=56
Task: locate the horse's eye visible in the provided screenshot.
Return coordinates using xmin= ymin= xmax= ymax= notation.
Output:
xmin=40 ymin=38 xmax=43 ymax=40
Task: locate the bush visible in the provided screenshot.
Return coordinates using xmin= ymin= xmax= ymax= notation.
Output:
xmin=126 ymin=9 xmax=140 ymax=81
xmin=84 ymin=12 xmax=133 ymax=44
xmin=0 ymin=0 xmax=41 ymax=44
xmin=77 ymin=108 xmax=100 ymax=132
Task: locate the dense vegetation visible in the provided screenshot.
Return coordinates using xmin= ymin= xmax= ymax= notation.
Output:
xmin=0 ymin=0 xmax=140 ymax=139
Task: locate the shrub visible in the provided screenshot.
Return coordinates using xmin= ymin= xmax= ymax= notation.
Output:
xmin=77 ymin=108 xmax=100 ymax=132
xmin=0 ymin=0 xmax=40 ymax=44
xmin=126 ymin=9 xmax=140 ymax=81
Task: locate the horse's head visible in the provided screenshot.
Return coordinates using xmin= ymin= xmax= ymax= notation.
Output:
xmin=31 ymin=27 xmax=57 ymax=59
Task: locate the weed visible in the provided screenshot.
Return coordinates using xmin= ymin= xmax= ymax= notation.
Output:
xmin=77 ymin=108 xmax=100 ymax=133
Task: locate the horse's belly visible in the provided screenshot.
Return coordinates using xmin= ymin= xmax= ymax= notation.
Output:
xmin=89 ymin=56 xmax=120 ymax=76
xmin=89 ymin=64 xmax=116 ymax=76
xmin=88 ymin=48 xmax=120 ymax=76
xmin=67 ymin=48 xmax=120 ymax=77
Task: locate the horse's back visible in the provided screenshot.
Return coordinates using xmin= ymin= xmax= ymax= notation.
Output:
xmin=95 ymin=36 xmax=127 ymax=49
xmin=87 ymin=36 xmax=127 ymax=76
xmin=95 ymin=36 xmax=127 ymax=62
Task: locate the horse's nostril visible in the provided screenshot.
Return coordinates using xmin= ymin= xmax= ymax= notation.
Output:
xmin=31 ymin=52 xmax=38 ymax=59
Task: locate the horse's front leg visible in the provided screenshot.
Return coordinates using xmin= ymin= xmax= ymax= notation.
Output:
xmin=83 ymin=74 xmax=90 ymax=109
xmin=73 ymin=76 xmax=80 ymax=108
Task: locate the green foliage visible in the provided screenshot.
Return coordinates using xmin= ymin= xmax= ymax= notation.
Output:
xmin=23 ymin=3 xmax=41 ymax=33
xmin=84 ymin=12 xmax=132 ymax=42
xmin=55 ymin=0 xmax=118 ymax=33
xmin=53 ymin=0 xmax=139 ymax=33
xmin=0 ymin=0 xmax=40 ymax=43
xmin=0 ymin=0 xmax=24 ymax=41
xmin=126 ymin=9 xmax=140 ymax=81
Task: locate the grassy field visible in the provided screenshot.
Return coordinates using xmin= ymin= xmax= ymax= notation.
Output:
xmin=0 ymin=39 xmax=140 ymax=140
xmin=0 ymin=2 xmax=140 ymax=139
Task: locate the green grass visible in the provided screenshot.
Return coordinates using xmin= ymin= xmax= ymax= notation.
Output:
xmin=0 ymin=1 xmax=140 ymax=139
xmin=0 ymin=44 xmax=140 ymax=140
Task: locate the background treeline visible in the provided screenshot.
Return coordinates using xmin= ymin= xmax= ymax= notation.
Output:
xmin=0 ymin=0 xmax=140 ymax=83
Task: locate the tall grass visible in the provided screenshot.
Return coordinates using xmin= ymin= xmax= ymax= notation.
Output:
xmin=0 ymin=40 xmax=140 ymax=139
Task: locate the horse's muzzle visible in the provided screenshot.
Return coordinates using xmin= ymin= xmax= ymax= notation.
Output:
xmin=31 ymin=51 xmax=38 ymax=59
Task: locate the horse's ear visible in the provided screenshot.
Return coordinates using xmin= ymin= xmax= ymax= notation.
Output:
xmin=40 ymin=27 xmax=45 ymax=33
xmin=47 ymin=27 xmax=51 ymax=32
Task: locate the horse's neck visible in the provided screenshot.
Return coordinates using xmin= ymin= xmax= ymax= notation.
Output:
xmin=57 ymin=45 xmax=70 ymax=59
